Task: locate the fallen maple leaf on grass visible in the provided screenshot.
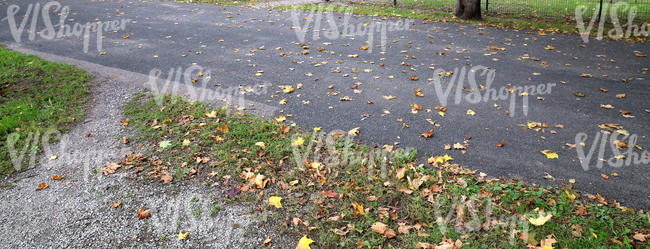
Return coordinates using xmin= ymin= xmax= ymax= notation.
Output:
xmin=371 ymin=222 xmax=396 ymax=239
xmin=296 ymin=236 xmax=314 ymax=249
xmin=529 ymin=213 xmax=552 ymax=226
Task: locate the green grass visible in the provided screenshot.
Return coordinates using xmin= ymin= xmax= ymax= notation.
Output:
xmin=121 ymin=94 xmax=650 ymax=248
xmin=0 ymin=44 xmax=93 ymax=175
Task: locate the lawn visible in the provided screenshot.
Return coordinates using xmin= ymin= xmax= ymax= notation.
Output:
xmin=0 ymin=44 xmax=93 ymax=175
xmin=119 ymin=93 xmax=650 ymax=248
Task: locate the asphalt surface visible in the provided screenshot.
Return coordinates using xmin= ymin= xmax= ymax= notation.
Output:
xmin=1 ymin=0 xmax=649 ymax=210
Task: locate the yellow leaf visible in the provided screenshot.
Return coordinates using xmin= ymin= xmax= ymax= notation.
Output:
xmin=467 ymin=110 xmax=476 ymax=115
xmin=348 ymin=127 xmax=360 ymax=137
xmin=289 ymin=180 xmax=299 ymax=186
xmin=283 ymin=87 xmax=294 ymax=93
xmin=275 ymin=115 xmax=286 ymax=123
xmin=314 ymin=127 xmax=322 ymax=132
xmin=255 ymin=142 xmax=266 ymax=149
xmin=182 ymin=139 xmax=190 ymax=146
xmin=279 ymin=99 xmax=287 ymax=105
xmin=178 ymin=232 xmax=189 ymax=240
xmin=353 ymin=202 xmax=365 ymax=215
xmin=206 ymin=110 xmax=217 ymax=118
xmin=593 ymin=233 xmax=598 ymax=239
xmin=49 ymin=155 xmax=57 ymax=160
xmin=213 ymin=136 xmax=224 ymax=142
xmin=541 ymin=150 xmax=559 ymax=159
xmin=269 ymin=196 xmax=282 ymax=208
xmin=442 ymin=154 xmax=453 ymax=162
xmin=296 ymin=236 xmax=314 ymax=249
xmin=528 ymin=213 xmax=553 ymax=226
xmin=438 ymin=111 xmax=445 ymax=117
xmin=292 ymin=136 xmax=304 ymax=146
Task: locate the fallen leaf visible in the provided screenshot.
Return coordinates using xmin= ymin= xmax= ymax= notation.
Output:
xmin=600 ymin=104 xmax=614 ymax=109
xmin=528 ymin=213 xmax=552 ymax=226
xmin=348 ymin=127 xmax=360 ymax=137
xmin=255 ymin=142 xmax=266 ymax=149
xmin=269 ymin=196 xmax=282 ymax=208
xmin=178 ymin=231 xmax=189 ymax=240
xmin=541 ymin=150 xmax=558 ymax=159
xmin=616 ymin=94 xmax=626 ymax=98
xmin=466 ymin=110 xmax=476 ymax=115
xmin=36 ymin=182 xmax=48 ymax=190
xmin=497 ymin=140 xmax=505 ymax=147
xmin=296 ymin=236 xmax=314 ymax=249
xmin=421 ymin=129 xmax=434 ymax=139
xmin=292 ymin=136 xmax=304 ymax=146
xmin=51 ymin=175 xmax=64 ymax=180
xmin=137 ymin=208 xmax=150 ymax=219
xmin=160 ymin=171 xmax=173 ymax=183
xmin=217 ymin=124 xmax=229 ymax=133
xmin=159 ymin=141 xmax=172 ymax=148
xmin=206 ymin=111 xmax=218 ymax=118
xmin=601 ymin=174 xmax=609 ymax=179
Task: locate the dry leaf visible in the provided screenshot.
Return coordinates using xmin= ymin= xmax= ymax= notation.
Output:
xmin=137 ymin=208 xmax=150 ymax=219
xmin=51 ymin=175 xmax=64 ymax=180
xmin=421 ymin=129 xmax=434 ymax=139
xmin=36 ymin=182 xmax=48 ymax=190
xmin=112 ymin=201 xmax=122 ymax=208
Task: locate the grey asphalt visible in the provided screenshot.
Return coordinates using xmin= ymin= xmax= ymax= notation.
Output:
xmin=1 ymin=0 xmax=649 ymax=210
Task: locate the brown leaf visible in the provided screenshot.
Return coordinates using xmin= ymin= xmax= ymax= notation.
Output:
xmin=360 ymin=45 xmax=369 ymax=50
xmin=367 ymin=101 xmax=374 ymax=104
xmin=371 ymin=222 xmax=389 ymax=235
xmin=571 ymin=224 xmax=583 ymax=237
xmin=633 ymin=232 xmax=647 ymax=242
xmin=120 ymin=119 xmax=130 ymax=126
xmin=613 ymin=140 xmax=628 ymax=150
xmin=122 ymin=137 xmax=129 ymax=144
xmin=217 ymin=124 xmax=229 ymax=134
xmin=36 ymin=182 xmax=48 ymax=190
xmin=112 ymin=201 xmax=122 ymax=208
xmin=414 ymin=88 xmax=424 ymax=97
xmin=496 ymin=140 xmax=505 ymax=147
xmin=421 ymin=129 xmax=434 ymax=139
xmin=453 ymin=143 xmax=466 ymax=150
xmin=51 ymin=175 xmax=64 ymax=180
xmin=601 ymin=174 xmax=609 ymax=179
xmin=279 ymin=125 xmax=290 ymax=134
xmin=137 ymin=208 xmax=150 ymax=219
xmin=616 ymin=94 xmax=626 ymax=98
xmin=410 ymin=75 xmax=419 ymax=81
xmin=160 ymin=171 xmax=173 ymax=183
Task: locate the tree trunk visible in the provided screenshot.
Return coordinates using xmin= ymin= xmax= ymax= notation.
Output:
xmin=455 ymin=0 xmax=481 ymax=20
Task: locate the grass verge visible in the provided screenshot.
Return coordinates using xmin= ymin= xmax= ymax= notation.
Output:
xmin=0 ymin=44 xmax=93 ymax=175
xmin=120 ymin=94 xmax=650 ymax=248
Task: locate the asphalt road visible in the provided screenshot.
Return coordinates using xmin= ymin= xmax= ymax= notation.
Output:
xmin=1 ymin=0 xmax=649 ymax=209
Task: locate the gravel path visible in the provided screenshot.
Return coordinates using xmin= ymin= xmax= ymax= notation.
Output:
xmin=0 ymin=46 xmax=287 ymax=248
